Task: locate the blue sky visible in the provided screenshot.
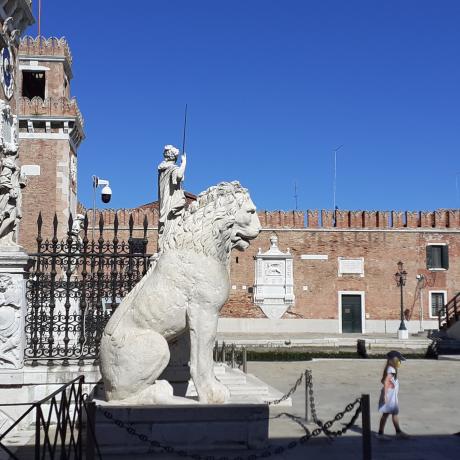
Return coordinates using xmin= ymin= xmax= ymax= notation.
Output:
xmin=31 ymin=1 xmax=460 ymax=211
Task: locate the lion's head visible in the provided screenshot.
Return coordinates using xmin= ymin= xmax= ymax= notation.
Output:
xmin=161 ymin=181 xmax=261 ymax=264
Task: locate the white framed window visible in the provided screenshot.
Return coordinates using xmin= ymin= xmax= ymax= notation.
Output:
xmin=426 ymin=244 xmax=449 ymax=271
xmin=428 ymin=290 xmax=447 ymax=318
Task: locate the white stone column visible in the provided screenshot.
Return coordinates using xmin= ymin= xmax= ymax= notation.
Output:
xmin=0 ymin=248 xmax=30 ymax=381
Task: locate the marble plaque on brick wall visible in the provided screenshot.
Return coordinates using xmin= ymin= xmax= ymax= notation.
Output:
xmin=338 ymin=257 xmax=364 ymax=277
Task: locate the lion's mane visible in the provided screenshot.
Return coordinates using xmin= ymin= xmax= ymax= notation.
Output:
xmin=161 ymin=181 xmax=249 ymax=264
xmin=112 ymin=182 xmax=249 ymax=315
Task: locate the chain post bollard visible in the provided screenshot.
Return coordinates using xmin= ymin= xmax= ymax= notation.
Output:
xmin=221 ymin=341 xmax=226 ymax=363
xmin=85 ymin=401 xmax=96 ymax=460
xmin=242 ymin=347 xmax=247 ymax=373
xmin=361 ymin=394 xmax=372 ymax=460
xmin=304 ymin=370 xmax=310 ymax=422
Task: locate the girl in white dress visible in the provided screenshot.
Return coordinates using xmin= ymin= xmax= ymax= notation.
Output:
xmin=377 ymin=350 xmax=410 ymax=440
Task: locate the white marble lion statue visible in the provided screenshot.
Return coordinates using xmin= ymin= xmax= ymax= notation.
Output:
xmin=100 ymin=181 xmax=261 ymax=404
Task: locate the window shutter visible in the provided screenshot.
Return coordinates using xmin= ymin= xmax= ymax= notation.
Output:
xmin=441 ymin=245 xmax=449 ymax=270
xmin=426 ymin=246 xmax=433 ymax=269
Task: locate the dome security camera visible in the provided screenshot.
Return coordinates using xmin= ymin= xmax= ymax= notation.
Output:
xmin=101 ymin=185 xmax=112 ymax=204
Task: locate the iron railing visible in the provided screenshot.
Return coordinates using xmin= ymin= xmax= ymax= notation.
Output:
xmin=213 ymin=341 xmax=248 ymax=372
xmin=25 ymin=212 xmax=153 ymax=365
xmin=438 ymin=292 xmax=460 ymax=330
xmin=0 ymin=376 xmax=91 ymax=460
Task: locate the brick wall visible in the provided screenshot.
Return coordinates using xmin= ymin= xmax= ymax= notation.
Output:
xmin=224 ymin=228 xmax=460 ymax=323
xmin=18 ymin=138 xmax=76 ymax=251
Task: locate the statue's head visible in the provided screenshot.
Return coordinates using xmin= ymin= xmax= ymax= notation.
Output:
xmin=0 ymin=274 xmax=13 ymax=292
xmin=163 ymin=145 xmax=180 ymax=162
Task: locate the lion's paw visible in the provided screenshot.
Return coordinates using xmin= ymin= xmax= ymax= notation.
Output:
xmin=198 ymin=379 xmax=230 ymax=404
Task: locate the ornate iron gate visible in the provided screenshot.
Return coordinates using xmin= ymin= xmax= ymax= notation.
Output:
xmin=25 ymin=212 xmax=153 ymax=365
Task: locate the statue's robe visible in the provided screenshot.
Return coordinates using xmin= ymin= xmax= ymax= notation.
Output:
xmin=157 ymin=161 xmax=186 ymax=250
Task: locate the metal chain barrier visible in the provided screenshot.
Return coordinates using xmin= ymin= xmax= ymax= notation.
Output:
xmin=265 ymin=372 xmax=305 ymax=406
xmin=306 ymin=370 xmax=362 ymax=438
xmin=264 ymin=369 xmax=362 ymax=438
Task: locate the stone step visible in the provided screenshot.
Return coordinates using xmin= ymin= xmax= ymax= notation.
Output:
xmin=438 ymin=355 xmax=460 ymax=361
xmin=186 ymin=367 xmax=284 ymax=399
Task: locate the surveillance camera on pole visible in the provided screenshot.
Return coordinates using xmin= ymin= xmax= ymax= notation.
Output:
xmin=92 ymin=176 xmax=112 ymax=204
xmin=92 ymin=175 xmax=112 ymax=238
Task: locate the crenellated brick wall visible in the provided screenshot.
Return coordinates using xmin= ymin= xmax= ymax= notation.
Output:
xmin=260 ymin=209 xmax=460 ymax=229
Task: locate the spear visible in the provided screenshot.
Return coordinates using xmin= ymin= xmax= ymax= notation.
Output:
xmin=182 ymin=104 xmax=188 ymax=155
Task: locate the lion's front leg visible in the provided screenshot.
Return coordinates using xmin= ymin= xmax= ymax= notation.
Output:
xmin=187 ymin=306 xmax=230 ymax=404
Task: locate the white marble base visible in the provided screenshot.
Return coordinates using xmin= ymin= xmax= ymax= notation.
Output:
xmin=0 ymin=364 xmax=101 ymax=431
xmin=398 ymin=329 xmax=409 ymax=340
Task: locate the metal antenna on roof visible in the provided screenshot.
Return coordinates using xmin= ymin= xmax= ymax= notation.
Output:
xmin=456 ymin=172 xmax=460 ymax=208
xmin=333 ymin=145 xmax=344 ymax=212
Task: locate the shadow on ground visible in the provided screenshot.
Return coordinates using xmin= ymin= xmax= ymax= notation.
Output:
xmin=5 ymin=433 xmax=460 ymax=460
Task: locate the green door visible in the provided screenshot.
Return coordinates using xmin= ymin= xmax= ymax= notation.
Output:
xmin=341 ymin=295 xmax=362 ymax=333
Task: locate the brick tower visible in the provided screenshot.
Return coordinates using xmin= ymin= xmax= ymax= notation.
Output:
xmin=16 ymin=36 xmax=84 ymax=251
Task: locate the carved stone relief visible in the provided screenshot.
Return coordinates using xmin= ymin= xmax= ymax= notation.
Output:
xmin=0 ymin=274 xmax=23 ymax=369
xmin=0 ymin=100 xmax=25 ymax=247
xmin=254 ymin=235 xmax=295 ymax=319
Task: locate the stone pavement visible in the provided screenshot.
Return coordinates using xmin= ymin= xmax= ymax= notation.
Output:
xmin=248 ymin=359 xmax=460 ymax=460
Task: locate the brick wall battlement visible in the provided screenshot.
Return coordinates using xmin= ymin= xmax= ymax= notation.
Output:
xmin=259 ymin=209 xmax=460 ymax=229
xmin=18 ymin=96 xmax=84 ymax=127
xmin=77 ymin=205 xmax=160 ymax=228
xmin=19 ymin=36 xmax=73 ymax=66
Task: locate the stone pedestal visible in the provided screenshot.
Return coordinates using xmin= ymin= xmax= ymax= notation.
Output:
xmin=92 ymin=403 xmax=269 ymax=455
xmin=0 ymin=248 xmax=30 ymax=373
xmin=398 ymin=328 xmax=409 ymax=340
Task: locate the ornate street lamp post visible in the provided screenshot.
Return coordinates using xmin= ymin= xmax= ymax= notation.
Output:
xmin=395 ymin=261 xmax=409 ymax=339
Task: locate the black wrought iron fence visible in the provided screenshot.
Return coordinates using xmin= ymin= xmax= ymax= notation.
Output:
xmin=25 ymin=212 xmax=153 ymax=365
xmin=0 ymin=376 xmax=91 ymax=460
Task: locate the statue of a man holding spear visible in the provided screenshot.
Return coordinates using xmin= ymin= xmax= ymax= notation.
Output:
xmin=157 ymin=145 xmax=187 ymax=250
xmin=157 ymin=106 xmax=188 ymax=251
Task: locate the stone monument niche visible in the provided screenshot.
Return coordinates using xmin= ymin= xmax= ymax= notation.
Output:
xmin=254 ymin=235 xmax=295 ymax=319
